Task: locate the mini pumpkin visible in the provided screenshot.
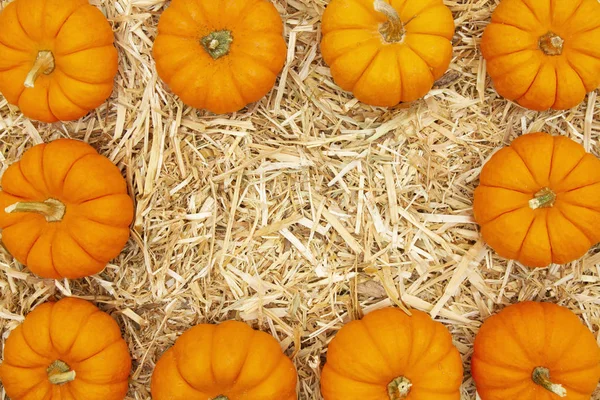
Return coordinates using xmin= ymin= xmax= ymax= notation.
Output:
xmin=152 ymin=0 xmax=287 ymax=114
xmin=320 ymin=0 xmax=455 ymax=107
xmin=321 ymin=307 xmax=463 ymax=400
xmin=0 ymin=0 xmax=118 ymax=122
xmin=0 ymin=139 xmax=133 ymax=279
xmin=0 ymin=297 xmax=132 ymax=400
xmin=472 ymin=301 xmax=600 ymax=400
xmin=151 ymin=320 xmax=297 ymax=400
xmin=473 ymin=132 xmax=600 ymax=267
xmin=481 ymin=0 xmax=600 ymax=110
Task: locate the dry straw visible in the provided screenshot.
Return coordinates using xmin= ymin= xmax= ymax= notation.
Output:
xmin=1 ymin=0 xmax=599 ymax=399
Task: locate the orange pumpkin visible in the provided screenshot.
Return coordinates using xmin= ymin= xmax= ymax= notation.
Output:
xmin=321 ymin=307 xmax=463 ymax=400
xmin=0 ymin=0 xmax=118 ymax=123
xmin=0 ymin=297 xmax=132 ymax=400
xmin=472 ymin=301 xmax=600 ymax=400
xmin=151 ymin=320 xmax=298 ymax=400
xmin=473 ymin=132 xmax=600 ymax=267
xmin=481 ymin=0 xmax=600 ymax=111
xmin=321 ymin=0 xmax=455 ymax=107
xmin=0 ymin=139 xmax=133 ymax=279
xmin=152 ymin=0 xmax=287 ymax=114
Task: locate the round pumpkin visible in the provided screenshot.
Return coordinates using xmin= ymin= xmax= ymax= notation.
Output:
xmin=472 ymin=301 xmax=600 ymax=400
xmin=481 ymin=0 xmax=600 ymax=111
xmin=152 ymin=0 xmax=287 ymax=114
xmin=0 ymin=138 xmax=133 ymax=279
xmin=320 ymin=307 xmax=463 ymax=400
xmin=0 ymin=0 xmax=118 ymax=122
xmin=151 ymin=320 xmax=297 ymax=399
xmin=0 ymin=297 xmax=132 ymax=400
xmin=473 ymin=132 xmax=600 ymax=268
xmin=320 ymin=0 xmax=455 ymax=107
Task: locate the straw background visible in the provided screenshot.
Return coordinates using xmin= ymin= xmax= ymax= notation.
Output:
xmin=1 ymin=0 xmax=600 ymax=399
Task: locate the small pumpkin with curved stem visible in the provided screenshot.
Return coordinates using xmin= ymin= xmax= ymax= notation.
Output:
xmin=472 ymin=301 xmax=600 ymax=400
xmin=473 ymin=132 xmax=600 ymax=267
xmin=152 ymin=0 xmax=287 ymax=114
xmin=0 ymin=297 xmax=132 ymax=400
xmin=321 ymin=0 xmax=455 ymax=107
xmin=481 ymin=0 xmax=600 ymax=110
xmin=320 ymin=307 xmax=463 ymax=400
xmin=151 ymin=320 xmax=298 ymax=400
xmin=0 ymin=138 xmax=133 ymax=279
xmin=0 ymin=0 xmax=118 ymax=122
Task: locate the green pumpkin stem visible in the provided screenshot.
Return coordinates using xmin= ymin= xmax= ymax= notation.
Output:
xmin=387 ymin=376 xmax=412 ymax=400
xmin=213 ymin=396 xmax=229 ymax=400
xmin=24 ymin=50 xmax=55 ymax=88
xmin=47 ymin=360 xmax=76 ymax=385
xmin=201 ymin=30 xmax=234 ymax=60
xmin=5 ymin=198 xmax=66 ymax=222
xmin=374 ymin=0 xmax=405 ymax=43
xmin=529 ymin=187 xmax=556 ymax=210
xmin=532 ymin=367 xmax=566 ymax=397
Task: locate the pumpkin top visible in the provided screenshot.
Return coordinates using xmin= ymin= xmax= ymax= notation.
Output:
xmin=0 ymin=0 xmax=118 ymax=122
xmin=474 ymin=132 xmax=600 ymax=267
xmin=472 ymin=301 xmax=600 ymax=400
xmin=321 ymin=0 xmax=455 ymax=47
xmin=0 ymin=297 xmax=132 ymax=400
xmin=320 ymin=0 xmax=455 ymax=106
xmin=150 ymin=320 xmax=297 ymax=400
xmin=481 ymin=0 xmax=600 ymax=110
xmin=0 ymin=139 xmax=133 ymax=279
xmin=320 ymin=307 xmax=463 ymax=400
xmin=152 ymin=0 xmax=287 ymax=114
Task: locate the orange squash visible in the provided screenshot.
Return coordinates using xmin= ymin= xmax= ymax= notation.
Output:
xmin=0 ymin=297 xmax=132 ymax=400
xmin=472 ymin=301 xmax=600 ymax=400
xmin=481 ymin=0 xmax=600 ymax=110
xmin=151 ymin=320 xmax=298 ymax=400
xmin=473 ymin=132 xmax=600 ymax=267
xmin=0 ymin=139 xmax=133 ymax=279
xmin=152 ymin=0 xmax=287 ymax=114
xmin=0 ymin=0 xmax=118 ymax=122
xmin=320 ymin=307 xmax=463 ymax=400
xmin=321 ymin=0 xmax=455 ymax=107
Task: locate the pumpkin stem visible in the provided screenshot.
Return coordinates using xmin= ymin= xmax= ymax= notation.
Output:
xmin=532 ymin=367 xmax=567 ymax=397
xmin=5 ymin=198 xmax=66 ymax=222
xmin=387 ymin=376 xmax=412 ymax=400
xmin=201 ymin=30 xmax=233 ymax=60
xmin=47 ymin=360 xmax=76 ymax=385
xmin=539 ymin=32 xmax=564 ymax=56
xmin=529 ymin=187 xmax=556 ymax=210
xmin=374 ymin=0 xmax=405 ymax=43
xmin=24 ymin=50 xmax=55 ymax=88
xmin=212 ymin=396 xmax=229 ymax=400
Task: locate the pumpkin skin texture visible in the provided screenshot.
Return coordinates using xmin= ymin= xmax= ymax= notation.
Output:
xmin=0 ymin=0 xmax=118 ymax=123
xmin=0 ymin=297 xmax=132 ymax=400
xmin=151 ymin=320 xmax=298 ymax=400
xmin=473 ymin=132 xmax=600 ymax=268
xmin=481 ymin=0 xmax=600 ymax=111
xmin=472 ymin=301 xmax=600 ymax=400
xmin=0 ymin=139 xmax=133 ymax=279
xmin=320 ymin=0 xmax=455 ymax=107
xmin=152 ymin=0 xmax=287 ymax=114
xmin=320 ymin=307 xmax=463 ymax=400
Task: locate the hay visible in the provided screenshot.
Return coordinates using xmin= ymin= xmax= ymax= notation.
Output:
xmin=1 ymin=0 xmax=600 ymax=399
